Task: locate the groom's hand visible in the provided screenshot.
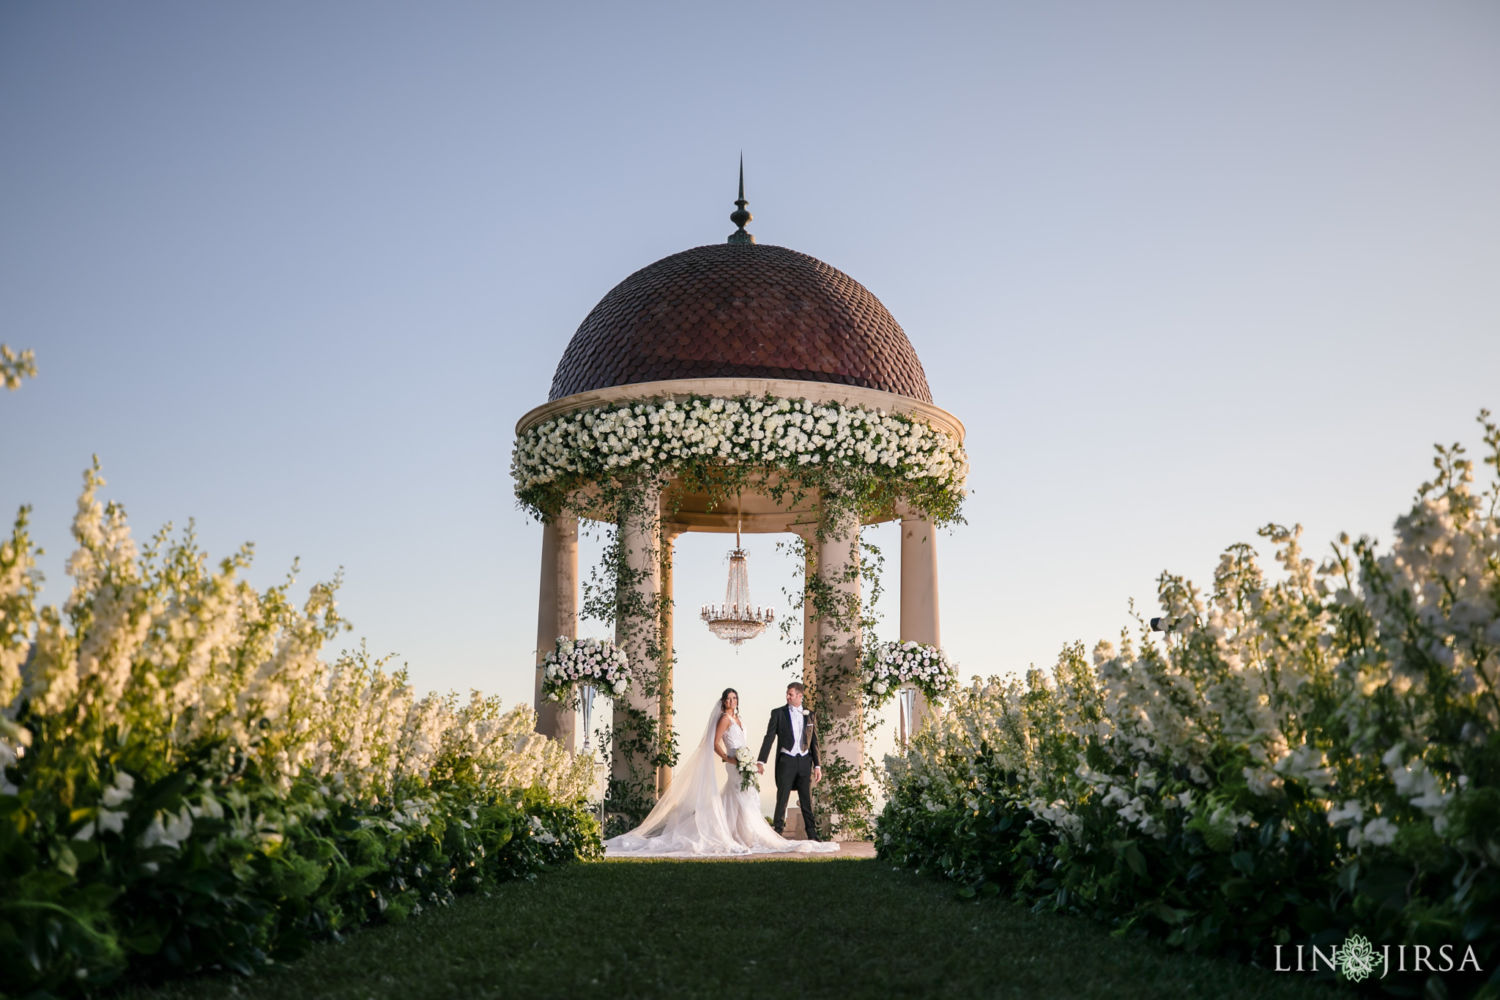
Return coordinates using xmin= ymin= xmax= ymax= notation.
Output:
xmin=813 ymin=765 xmax=822 ymax=785
xmin=756 ymin=762 xmax=764 ymax=774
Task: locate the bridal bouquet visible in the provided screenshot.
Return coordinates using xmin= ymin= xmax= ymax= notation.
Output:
xmin=539 ymin=636 xmax=632 ymax=705
xmin=863 ymin=640 xmax=958 ymax=707
xmin=734 ymin=746 xmax=759 ymax=792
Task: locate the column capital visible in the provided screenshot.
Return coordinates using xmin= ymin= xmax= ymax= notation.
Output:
xmin=787 ymin=521 xmax=819 ymax=542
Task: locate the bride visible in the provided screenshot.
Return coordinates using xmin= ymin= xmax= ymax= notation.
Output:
xmin=604 ymin=688 xmax=840 ymax=857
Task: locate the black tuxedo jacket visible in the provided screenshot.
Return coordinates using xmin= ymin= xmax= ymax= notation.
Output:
xmin=757 ymin=705 xmax=819 ymax=768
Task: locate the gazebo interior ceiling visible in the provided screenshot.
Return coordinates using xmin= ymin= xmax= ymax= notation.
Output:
xmin=563 ymin=477 xmax=900 ymax=533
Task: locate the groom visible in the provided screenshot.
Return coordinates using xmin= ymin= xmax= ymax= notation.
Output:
xmin=756 ymin=682 xmax=823 ymax=841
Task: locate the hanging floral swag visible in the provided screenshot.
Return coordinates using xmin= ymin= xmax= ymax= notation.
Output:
xmin=862 ymin=640 xmax=959 ymax=708
xmin=512 ymin=393 xmax=968 ymax=528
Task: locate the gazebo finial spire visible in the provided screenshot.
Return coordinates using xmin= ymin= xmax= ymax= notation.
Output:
xmin=728 ymin=154 xmax=755 ymax=244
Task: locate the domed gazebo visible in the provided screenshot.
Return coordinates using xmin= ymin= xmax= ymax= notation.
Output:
xmin=514 ymin=172 xmax=966 ymax=835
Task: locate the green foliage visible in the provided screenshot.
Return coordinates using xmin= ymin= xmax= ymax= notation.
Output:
xmin=0 ymin=746 xmax=601 ymax=996
xmin=813 ymin=752 xmax=872 ymax=840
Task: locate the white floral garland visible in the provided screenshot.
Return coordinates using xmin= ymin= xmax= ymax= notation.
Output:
xmin=512 ymin=394 xmax=967 ymax=501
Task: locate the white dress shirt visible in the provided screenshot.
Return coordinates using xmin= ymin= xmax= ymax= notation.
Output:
xmin=784 ymin=706 xmax=808 ymax=756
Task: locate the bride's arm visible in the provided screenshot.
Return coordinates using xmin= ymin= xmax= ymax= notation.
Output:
xmin=714 ymin=713 xmax=733 ymax=761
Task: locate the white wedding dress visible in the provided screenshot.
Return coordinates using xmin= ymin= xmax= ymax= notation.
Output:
xmin=604 ymin=701 xmax=840 ymax=858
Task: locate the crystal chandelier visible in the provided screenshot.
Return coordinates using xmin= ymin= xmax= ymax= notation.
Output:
xmin=701 ymin=503 xmax=775 ymax=646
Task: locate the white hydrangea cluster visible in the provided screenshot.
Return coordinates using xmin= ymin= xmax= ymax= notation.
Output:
xmin=1 ymin=464 xmax=596 ymax=812
xmin=512 ymin=394 xmax=967 ymax=498
xmin=540 ymin=636 xmax=631 ymax=701
xmin=863 ymin=640 xmax=958 ymax=705
xmin=1029 ymin=797 xmax=1085 ymax=839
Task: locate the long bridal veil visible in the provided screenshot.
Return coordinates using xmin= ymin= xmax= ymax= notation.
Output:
xmin=603 ymin=700 xmax=743 ymax=857
xmin=603 ymin=699 xmax=842 ymax=857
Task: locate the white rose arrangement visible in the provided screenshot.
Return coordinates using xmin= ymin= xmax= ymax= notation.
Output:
xmin=863 ymin=640 xmax=958 ymax=708
xmin=539 ymin=636 xmax=632 ymax=706
xmin=734 ymin=745 xmax=759 ymax=792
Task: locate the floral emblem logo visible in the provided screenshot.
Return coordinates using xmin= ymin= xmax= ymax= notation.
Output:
xmin=1338 ymin=933 xmax=1378 ymax=983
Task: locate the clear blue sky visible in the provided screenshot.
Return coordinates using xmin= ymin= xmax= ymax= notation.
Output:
xmin=4 ymin=2 xmax=1498 ymax=789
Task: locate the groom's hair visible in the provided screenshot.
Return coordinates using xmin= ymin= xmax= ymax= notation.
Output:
xmin=786 ymin=682 xmax=805 ymax=694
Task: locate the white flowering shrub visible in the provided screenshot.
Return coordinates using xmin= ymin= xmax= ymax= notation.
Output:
xmin=0 ymin=463 xmax=599 ymax=995
xmin=1 ymin=343 xmax=36 ymax=390
xmin=878 ymin=412 xmax=1500 ymax=992
xmin=539 ymin=635 xmax=631 ymax=705
xmin=862 ymin=640 xmax=958 ymax=707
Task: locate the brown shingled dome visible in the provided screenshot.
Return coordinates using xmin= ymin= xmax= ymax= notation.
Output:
xmin=548 ymin=242 xmax=932 ymax=403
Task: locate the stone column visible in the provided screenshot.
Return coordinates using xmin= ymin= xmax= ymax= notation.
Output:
xmin=793 ymin=526 xmax=819 ymax=689
xmin=899 ymin=512 xmax=941 ymax=739
xmin=656 ymin=520 xmax=680 ymax=797
xmin=815 ymin=501 xmax=864 ymax=840
xmin=612 ymin=480 xmax=663 ymax=794
xmin=533 ymin=513 xmax=579 ymax=749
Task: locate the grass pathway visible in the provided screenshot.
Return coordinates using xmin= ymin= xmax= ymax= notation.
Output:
xmin=118 ymin=857 xmax=1335 ymax=1000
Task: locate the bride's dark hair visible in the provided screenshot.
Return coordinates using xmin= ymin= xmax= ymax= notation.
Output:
xmin=719 ymin=688 xmax=738 ymax=712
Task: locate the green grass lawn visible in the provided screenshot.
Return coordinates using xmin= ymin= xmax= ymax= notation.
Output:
xmin=114 ymin=857 xmax=1337 ymax=1000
